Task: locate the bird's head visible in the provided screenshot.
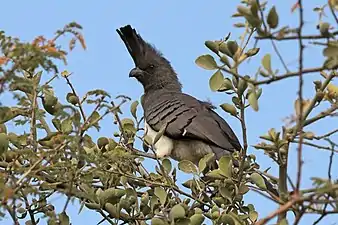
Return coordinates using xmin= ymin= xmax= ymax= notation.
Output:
xmin=117 ymin=25 xmax=182 ymax=92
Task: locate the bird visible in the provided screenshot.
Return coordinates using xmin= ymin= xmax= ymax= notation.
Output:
xmin=116 ymin=25 xmax=242 ymax=166
xmin=116 ymin=25 xmax=279 ymax=197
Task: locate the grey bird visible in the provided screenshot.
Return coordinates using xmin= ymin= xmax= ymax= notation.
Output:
xmin=116 ymin=25 xmax=242 ymax=166
xmin=116 ymin=25 xmax=279 ymax=197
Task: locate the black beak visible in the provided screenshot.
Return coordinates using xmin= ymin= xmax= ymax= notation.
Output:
xmin=129 ymin=67 xmax=143 ymax=78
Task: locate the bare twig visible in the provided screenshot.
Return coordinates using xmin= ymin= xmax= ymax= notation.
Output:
xmin=292 ymin=140 xmax=338 ymax=153
xmin=270 ymin=40 xmax=290 ymax=72
xmin=255 ymin=195 xmax=299 ymax=225
xmin=315 ymin=128 xmax=338 ymax=140
xmin=221 ymin=67 xmax=324 ymax=86
xmin=29 ymin=83 xmax=38 ymax=152
xmin=15 ymin=157 xmax=44 ymax=188
xmin=64 ymin=74 xmax=87 ymax=122
xmin=22 ymin=194 xmax=37 ymax=225
xmin=329 ymin=3 xmax=338 ymax=25
xmin=295 ymin=0 xmax=305 ymax=193
xmin=255 ymin=30 xmax=338 ymax=40
xmin=237 ymin=97 xmax=248 ymax=184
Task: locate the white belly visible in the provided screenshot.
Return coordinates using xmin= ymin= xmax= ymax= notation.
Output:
xmin=144 ymin=121 xmax=174 ymax=158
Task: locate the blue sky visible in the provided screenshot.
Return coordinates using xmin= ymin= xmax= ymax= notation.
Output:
xmin=1 ymin=0 xmax=337 ymax=224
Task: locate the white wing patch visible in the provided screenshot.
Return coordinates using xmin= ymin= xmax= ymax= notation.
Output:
xmin=144 ymin=121 xmax=173 ymax=158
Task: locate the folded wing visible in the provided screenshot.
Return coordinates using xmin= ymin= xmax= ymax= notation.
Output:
xmin=143 ymin=92 xmax=242 ymax=158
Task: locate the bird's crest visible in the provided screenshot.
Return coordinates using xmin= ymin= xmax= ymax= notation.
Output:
xmin=117 ymin=25 xmax=182 ymax=92
xmin=116 ymin=25 xmax=164 ymax=68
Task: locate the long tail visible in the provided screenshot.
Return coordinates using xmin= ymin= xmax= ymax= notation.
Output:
xmin=116 ymin=25 xmax=144 ymax=66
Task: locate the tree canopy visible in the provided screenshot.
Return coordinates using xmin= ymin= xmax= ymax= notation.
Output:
xmin=0 ymin=1 xmax=338 ymax=225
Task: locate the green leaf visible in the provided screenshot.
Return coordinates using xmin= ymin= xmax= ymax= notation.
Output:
xmin=206 ymin=169 xmax=224 ymax=179
xmin=198 ymin=152 xmax=215 ymax=173
xmin=323 ymin=56 xmax=338 ymax=69
xmin=205 ymin=41 xmax=219 ymax=54
xmin=248 ymin=90 xmax=259 ymax=111
xmin=66 ymin=93 xmax=79 ymax=105
xmin=220 ymin=55 xmax=231 ymax=68
xmin=169 ymin=204 xmax=186 ymax=220
xmin=267 ymin=6 xmax=279 ymax=29
xmin=175 ymin=218 xmax=190 ymax=225
xmin=220 ymin=103 xmax=237 ymax=116
xmin=227 ymin=41 xmax=239 ymax=56
xmin=249 ymin=211 xmax=258 ymax=222
xmin=219 ymin=155 xmax=232 ymax=177
xmin=151 ymin=218 xmax=166 ymax=225
xmin=153 ymin=123 xmax=168 ymax=145
xmin=59 ymin=212 xmax=70 ymax=225
xmin=278 ymin=218 xmax=289 ymax=225
xmin=52 ymin=118 xmax=62 ymax=131
xmin=154 ymin=187 xmax=167 ymax=205
xmin=85 ymin=202 xmax=101 ymax=210
xmin=220 ymin=187 xmax=233 ymax=202
xmin=323 ymin=46 xmax=338 ymax=57
xmin=239 ymin=184 xmax=250 ymax=194
xmin=262 ymin=54 xmax=272 ymax=74
xmin=319 ymin=22 xmax=331 ymax=36
xmin=178 ymin=160 xmax=198 ymax=174
xmin=130 ymin=100 xmax=139 ymax=118
xmin=237 ymin=78 xmax=248 ymax=96
xmin=189 ymin=214 xmax=205 ymax=225
xmin=97 ymin=137 xmax=109 ymax=149
xmin=0 ymin=124 xmax=6 ymax=134
xmin=259 ymin=69 xmax=270 ymax=77
xmin=0 ymin=133 xmax=9 ymax=155
xmin=250 ymin=172 xmax=267 ymax=189
xmin=246 ymin=48 xmax=260 ymax=57
xmin=237 ymin=5 xmax=251 ymax=16
xmin=182 ymin=179 xmax=195 ymax=188
xmin=219 ymin=78 xmax=233 ymax=91
xmin=195 ymin=54 xmax=218 ymax=70
xmin=61 ymin=118 xmax=73 ymax=134
xmin=209 ymin=70 xmax=224 ymax=91
xmin=87 ymin=111 xmax=101 ymax=131
xmin=162 ymin=158 xmax=172 ymax=173
xmin=233 ymin=23 xmax=246 ymax=28
xmin=219 ymin=43 xmax=232 ymax=57
xmin=219 ymin=214 xmax=235 ymax=225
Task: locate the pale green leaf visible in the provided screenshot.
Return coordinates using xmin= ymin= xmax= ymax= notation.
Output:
xmin=209 ymin=70 xmax=224 ymax=91
xmin=154 ymin=187 xmax=167 ymax=205
xmin=250 ymin=172 xmax=267 ymax=189
xmin=195 ymin=54 xmax=218 ymax=70
xmin=178 ymin=160 xmax=198 ymax=174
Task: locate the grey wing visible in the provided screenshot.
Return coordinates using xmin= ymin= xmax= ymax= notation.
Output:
xmin=144 ymin=93 xmax=242 ymax=158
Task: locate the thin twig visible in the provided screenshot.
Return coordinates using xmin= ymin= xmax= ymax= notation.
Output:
xmin=255 ymin=30 xmax=338 ymax=40
xmin=329 ymin=3 xmax=338 ymax=25
xmin=221 ymin=66 xmax=324 ymax=86
xmin=295 ymin=0 xmax=305 ymax=193
xmin=30 ymin=84 xmax=38 ymax=152
xmin=22 ymin=194 xmax=37 ymax=225
xmin=15 ymin=157 xmax=44 ymax=187
xmin=325 ymin=138 xmax=336 ymax=181
xmin=292 ymin=140 xmax=338 ymax=153
xmin=315 ymin=128 xmax=338 ymax=140
xmin=256 ymin=0 xmax=268 ymax=32
xmin=237 ymin=97 xmax=248 ymax=184
xmin=270 ymin=40 xmax=290 ymax=72
xmin=64 ymin=74 xmax=87 ymax=122
xmin=255 ymin=195 xmax=299 ymax=225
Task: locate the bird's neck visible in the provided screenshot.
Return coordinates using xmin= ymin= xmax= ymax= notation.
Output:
xmin=143 ymin=81 xmax=182 ymax=94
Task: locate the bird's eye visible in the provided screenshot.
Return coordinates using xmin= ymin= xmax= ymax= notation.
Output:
xmin=148 ymin=64 xmax=155 ymax=70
